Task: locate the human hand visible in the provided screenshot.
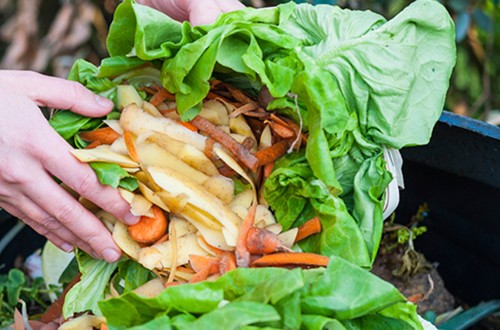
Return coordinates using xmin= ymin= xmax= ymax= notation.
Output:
xmin=0 ymin=71 xmax=139 ymax=262
xmin=137 ymin=0 xmax=245 ymax=26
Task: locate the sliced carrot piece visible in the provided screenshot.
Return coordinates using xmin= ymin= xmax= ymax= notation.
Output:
xmin=189 ymin=254 xmax=219 ymax=273
xmin=84 ymin=140 xmax=102 ymax=149
xmin=189 ymin=255 xmax=220 ymax=283
xmin=176 ymin=265 xmax=196 ymax=274
xmin=123 ymin=130 xmax=139 ymax=162
xmin=251 ymin=252 xmax=329 ymax=268
xmin=235 ymin=201 xmax=258 ymax=267
xmin=150 ymin=86 xmax=174 ymax=106
xmin=101 ymin=324 xmax=109 ymax=330
xmin=219 ymin=252 xmax=237 ymax=274
xmin=79 ymin=127 xmax=121 ymax=145
xmin=295 ymin=216 xmax=322 ymax=242
xmin=254 ymin=139 xmax=291 ymax=167
xmin=246 ymin=227 xmax=283 ymax=255
xmin=263 ymin=162 xmax=274 ymax=178
xmin=269 ymin=122 xmax=295 ymax=139
xmin=128 ymin=205 xmax=168 ymax=244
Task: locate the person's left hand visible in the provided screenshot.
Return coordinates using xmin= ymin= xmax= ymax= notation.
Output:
xmin=137 ymin=0 xmax=245 ymax=26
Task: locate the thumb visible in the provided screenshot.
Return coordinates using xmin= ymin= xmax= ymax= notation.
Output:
xmin=13 ymin=71 xmax=113 ymax=117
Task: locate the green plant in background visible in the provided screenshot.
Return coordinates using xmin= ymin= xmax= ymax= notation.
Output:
xmin=446 ymin=0 xmax=499 ymax=123
xmin=0 ymin=268 xmax=61 ymax=327
xmin=380 ymin=204 xmax=430 ymax=278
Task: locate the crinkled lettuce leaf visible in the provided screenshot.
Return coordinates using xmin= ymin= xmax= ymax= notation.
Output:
xmin=98 ymin=257 xmax=422 ymax=330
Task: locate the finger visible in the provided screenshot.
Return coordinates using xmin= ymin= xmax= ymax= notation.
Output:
xmin=30 ymin=116 xmax=139 ymax=225
xmin=23 ymin=173 xmax=123 ymax=262
xmin=185 ymin=0 xmax=245 ymax=26
xmin=1 ymin=197 xmax=93 ymax=254
xmin=41 ymin=141 xmax=139 ymax=225
xmin=186 ymin=1 xmax=224 ymax=26
xmin=216 ymin=0 xmax=245 ymax=13
xmin=4 ymin=70 xmax=113 ymax=117
xmin=1 ymin=202 xmax=72 ymax=252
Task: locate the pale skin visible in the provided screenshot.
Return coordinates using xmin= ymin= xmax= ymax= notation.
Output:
xmin=0 ymin=0 xmax=245 ymax=263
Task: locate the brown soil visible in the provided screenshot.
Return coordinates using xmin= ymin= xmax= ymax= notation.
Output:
xmin=372 ymin=244 xmax=455 ymax=315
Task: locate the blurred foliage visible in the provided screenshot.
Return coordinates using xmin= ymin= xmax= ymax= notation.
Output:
xmin=1 ymin=0 xmax=498 ymax=124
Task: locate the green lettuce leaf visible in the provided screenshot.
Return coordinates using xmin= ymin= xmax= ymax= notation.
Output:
xmin=49 ymin=111 xmax=102 ymax=145
xmin=89 ymin=162 xmax=139 ymax=191
xmin=63 ymin=252 xmax=118 ymax=318
xmin=178 ymin=301 xmax=280 ymax=330
xmin=265 ymin=152 xmax=371 ymax=267
xmin=98 ymin=257 xmax=421 ymax=329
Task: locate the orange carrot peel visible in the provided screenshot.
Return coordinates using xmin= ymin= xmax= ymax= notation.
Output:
xmin=149 ymin=86 xmax=175 ymax=106
xmin=246 ymin=227 xmax=291 ymax=255
xmin=79 ymin=127 xmax=120 ymax=145
xmin=251 ymin=252 xmax=329 ymax=268
xmin=235 ymin=200 xmax=258 ymax=267
xmin=295 ymin=216 xmax=322 ymax=242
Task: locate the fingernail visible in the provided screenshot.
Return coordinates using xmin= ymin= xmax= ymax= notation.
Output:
xmin=102 ymin=248 xmax=121 ymax=262
xmin=61 ymin=243 xmax=73 ymax=252
xmin=95 ymin=95 xmax=113 ymax=108
xmin=124 ymin=213 xmax=140 ymax=225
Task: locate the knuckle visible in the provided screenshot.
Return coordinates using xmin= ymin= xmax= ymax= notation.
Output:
xmin=105 ymin=197 xmax=128 ymax=218
xmin=53 ymin=202 xmax=81 ymax=225
xmin=67 ymin=81 xmax=86 ymax=102
xmin=84 ymin=233 xmax=109 ymax=258
xmin=74 ymin=172 xmax=99 ymax=198
xmin=38 ymin=215 xmax=63 ymax=232
xmin=30 ymin=221 xmax=50 ymax=237
xmin=0 ymin=163 xmax=30 ymax=185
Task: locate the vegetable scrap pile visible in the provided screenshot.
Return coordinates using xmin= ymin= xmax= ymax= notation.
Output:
xmin=44 ymin=0 xmax=456 ymax=329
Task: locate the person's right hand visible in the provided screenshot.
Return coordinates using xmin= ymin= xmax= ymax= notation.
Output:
xmin=0 ymin=70 xmax=139 ymax=262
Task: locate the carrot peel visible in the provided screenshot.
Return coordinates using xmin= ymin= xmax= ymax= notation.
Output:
xmin=235 ymin=201 xmax=258 ymax=267
xmin=246 ymin=227 xmax=283 ymax=255
xmin=79 ymin=127 xmax=120 ymax=145
xmin=295 ymin=216 xmax=322 ymax=242
xmin=251 ymin=252 xmax=329 ymax=268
